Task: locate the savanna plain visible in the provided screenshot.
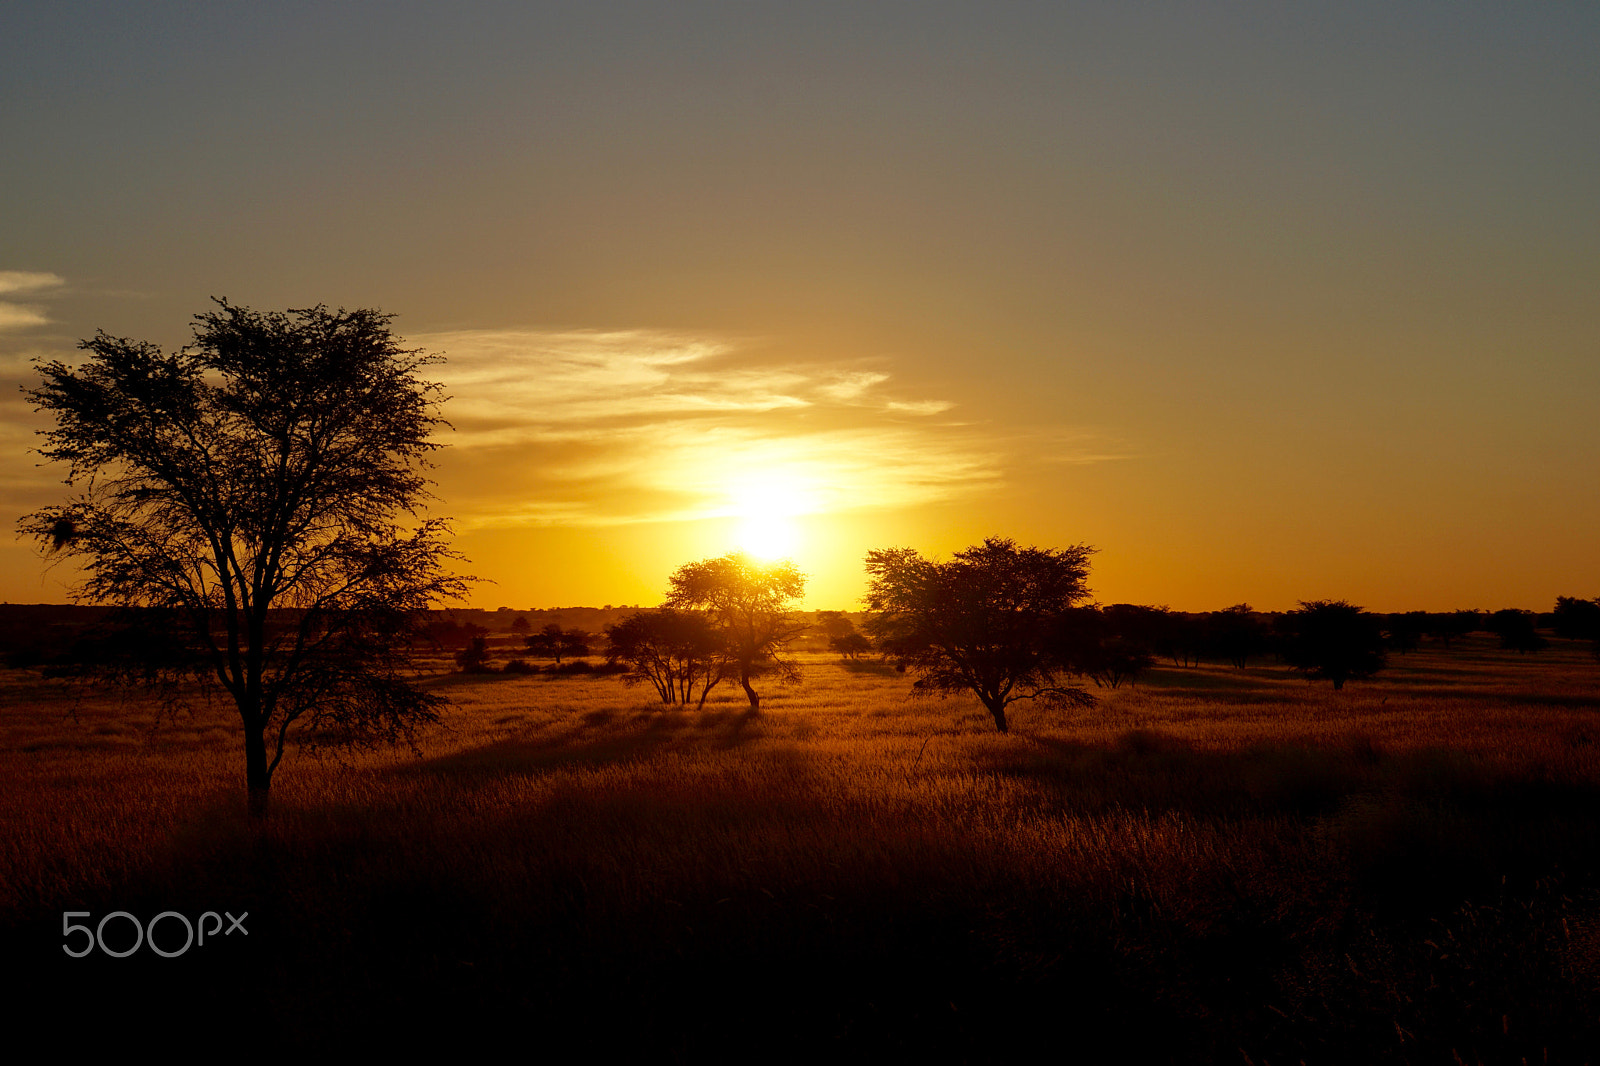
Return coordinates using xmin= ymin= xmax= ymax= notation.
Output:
xmin=5 ymin=632 xmax=1600 ymax=1063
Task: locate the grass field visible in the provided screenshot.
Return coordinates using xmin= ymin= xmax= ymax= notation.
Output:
xmin=5 ymin=635 xmax=1600 ymax=1062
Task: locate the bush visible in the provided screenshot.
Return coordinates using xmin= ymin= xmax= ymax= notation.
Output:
xmin=455 ymin=636 xmax=494 ymax=673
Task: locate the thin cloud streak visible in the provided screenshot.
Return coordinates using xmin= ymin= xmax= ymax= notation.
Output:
xmin=0 ymin=272 xmax=64 ymax=333
xmin=0 ymin=305 xmax=50 ymax=332
xmin=416 ymin=328 xmax=1054 ymax=532
xmin=0 ymin=272 xmax=64 ymax=296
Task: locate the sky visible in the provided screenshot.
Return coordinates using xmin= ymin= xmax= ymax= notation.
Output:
xmin=3 ymin=1 xmax=1597 ymax=612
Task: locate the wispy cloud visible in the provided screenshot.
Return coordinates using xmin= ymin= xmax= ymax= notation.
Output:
xmin=413 ymin=328 xmax=1009 ymax=530
xmin=0 ymin=272 xmax=63 ymax=296
xmin=0 ymin=271 xmax=64 ymax=332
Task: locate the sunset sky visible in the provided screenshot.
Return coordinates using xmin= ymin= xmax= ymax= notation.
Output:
xmin=3 ymin=2 xmax=1597 ymax=612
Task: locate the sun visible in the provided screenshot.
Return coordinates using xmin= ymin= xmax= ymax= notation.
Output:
xmin=736 ymin=511 xmax=800 ymax=559
xmin=731 ymin=483 xmax=805 ymax=559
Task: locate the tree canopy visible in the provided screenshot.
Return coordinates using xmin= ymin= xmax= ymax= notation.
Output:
xmin=863 ymin=536 xmax=1096 ymax=732
xmin=664 ymin=553 xmax=807 ymax=710
xmin=18 ymin=301 xmax=467 ymax=815
xmin=1277 ymin=600 xmax=1386 ymax=690
xmin=525 ymin=623 xmax=592 ymax=664
xmin=605 ymin=609 xmax=728 ymax=707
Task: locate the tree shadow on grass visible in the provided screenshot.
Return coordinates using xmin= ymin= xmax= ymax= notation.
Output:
xmin=1136 ymin=666 xmax=1295 ymax=693
xmin=836 ymin=659 xmax=902 ymax=676
xmin=395 ymin=704 xmax=767 ymax=779
xmin=1005 ymin=728 xmax=1600 ymax=918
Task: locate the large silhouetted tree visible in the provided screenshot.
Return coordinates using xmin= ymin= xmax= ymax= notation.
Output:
xmin=18 ymin=301 xmax=467 ymax=816
xmin=863 ymin=537 xmax=1096 ymax=732
xmin=665 ymin=553 xmax=807 ymax=710
xmin=1278 ymin=600 xmax=1386 ymax=690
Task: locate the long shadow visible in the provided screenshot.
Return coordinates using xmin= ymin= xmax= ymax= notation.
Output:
xmin=1137 ymin=666 xmax=1293 ymax=692
xmin=836 ymin=659 xmax=902 ymax=677
xmin=1002 ymin=728 xmax=1600 ymax=912
xmin=394 ymin=704 xmax=766 ymax=779
xmin=1352 ymin=688 xmax=1600 ymax=709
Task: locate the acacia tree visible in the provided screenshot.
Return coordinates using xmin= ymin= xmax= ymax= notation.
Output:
xmin=664 ymin=553 xmax=806 ymax=711
xmin=19 ymin=301 xmax=468 ymax=816
xmin=1206 ymin=604 xmax=1266 ymax=668
xmin=524 ymin=623 xmax=592 ymax=664
xmin=816 ymin=610 xmax=871 ymax=659
xmin=605 ymin=609 xmax=728 ymax=707
xmin=1277 ymin=600 xmax=1386 ymax=689
xmin=863 ymin=537 xmax=1097 ymax=732
xmin=1488 ymin=609 xmax=1549 ymax=654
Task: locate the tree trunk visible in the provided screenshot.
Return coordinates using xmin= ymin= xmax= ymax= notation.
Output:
xmin=245 ymin=726 xmax=272 ymax=818
xmin=740 ymin=668 xmax=760 ymax=711
xmin=985 ymin=699 xmax=1009 ymax=733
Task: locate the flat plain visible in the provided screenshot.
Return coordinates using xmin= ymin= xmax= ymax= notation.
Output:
xmin=5 ymin=634 xmax=1599 ymax=1062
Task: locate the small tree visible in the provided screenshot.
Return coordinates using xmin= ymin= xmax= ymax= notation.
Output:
xmin=1488 ymin=609 xmax=1548 ymax=654
xmin=816 ymin=611 xmax=871 ymax=659
xmin=1551 ymin=597 xmax=1600 ymax=641
xmin=18 ymin=301 xmax=467 ymax=816
xmin=814 ymin=611 xmax=855 ymax=641
xmin=422 ymin=616 xmax=488 ymax=649
xmin=1424 ymin=610 xmax=1481 ymax=649
xmin=1059 ymin=608 xmax=1156 ymax=690
xmin=525 ymin=623 xmax=592 ymax=664
xmin=1205 ymin=604 xmax=1265 ymax=668
xmin=1278 ymin=600 xmax=1386 ymax=690
xmin=863 ymin=537 xmax=1096 ymax=732
xmin=664 ymin=553 xmax=807 ymax=711
xmin=455 ymin=635 xmax=494 ymax=673
xmin=605 ymin=609 xmax=728 ymax=707
xmin=1384 ymin=611 xmax=1428 ymax=654
xmin=830 ymin=631 xmax=874 ymax=660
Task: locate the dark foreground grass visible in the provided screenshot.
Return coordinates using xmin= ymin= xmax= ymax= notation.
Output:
xmin=4 ymin=637 xmax=1600 ymax=1062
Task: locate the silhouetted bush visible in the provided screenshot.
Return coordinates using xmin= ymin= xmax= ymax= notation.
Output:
xmin=1383 ymin=611 xmax=1428 ymax=654
xmin=423 ymin=617 xmax=490 ymax=649
xmin=1204 ymin=604 xmax=1267 ymax=667
xmin=1552 ymin=596 xmax=1600 ymax=641
xmin=1055 ymin=606 xmax=1158 ymax=688
xmin=501 ymin=658 xmax=538 ymax=675
xmin=829 ymin=632 xmax=873 ymax=659
xmin=455 ymin=636 xmax=494 ymax=673
xmin=1488 ymin=609 xmax=1548 ymax=654
xmin=1424 ymin=611 xmax=1481 ymax=648
xmin=525 ymin=623 xmax=592 ymax=664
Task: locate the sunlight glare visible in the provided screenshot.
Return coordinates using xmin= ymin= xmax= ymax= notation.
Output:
xmin=731 ymin=481 xmax=808 ymax=560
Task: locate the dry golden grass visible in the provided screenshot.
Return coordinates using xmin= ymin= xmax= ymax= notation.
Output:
xmin=4 ymin=634 xmax=1599 ymax=1061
